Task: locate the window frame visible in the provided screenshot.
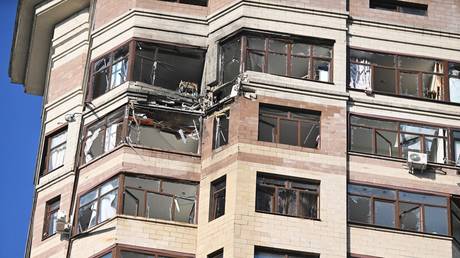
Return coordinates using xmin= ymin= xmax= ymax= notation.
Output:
xmin=255 ymin=172 xmax=320 ymax=220
xmin=209 ymin=176 xmax=226 ymax=221
xmin=41 ymin=126 xmax=67 ymax=176
xmin=348 ymin=182 xmax=451 ymax=236
xmin=92 ymin=244 xmax=195 ymax=258
xmin=42 ymin=196 xmax=60 ymax=240
xmin=212 ymin=111 xmax=230 ymax=150
xmin=219 ymin=31 xmax=334 ymax=84
xmin=348 ymin=113 xmax=460 ymax=166
xmin=254 ymin=246 xmax=320 ymax=258
xmin=348 ymin=47 xmax=460 ymax=103
xmin=207 ymin=248 xmax=224 ymax=258
xmin=369 ymin=0 xmax=428 ymax=16
xmin=159 ymin=0 xmax=208 ymax=7
xmin=258 ymin=104 xmax=321 ymax=149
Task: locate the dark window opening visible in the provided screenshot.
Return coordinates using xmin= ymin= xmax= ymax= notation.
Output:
xmin=255 ymin=247 xmax=319 ymax=258
xmin=349 ymin=49 xmax=452 ymax=102
xmin=77 ymin=178 xmax=119 ymax=232
xmin=370 ymin=0 xmax=428 ymax=16
xmin=208 ymin=249 xmax=224 ymax=258
xmin=41 ymin=127 xmax=67 ymax=175
xmin=349 ymin=115 xmax=455 ymax=164
xmin=258 ymin=104 xmax=320 ymax=149
xmin=123 ymin=175 xmax=198 ymax=224
xmin=348 ymin=183 xmax=449 ymax=235
xmin=451 ymin=196 xmax=460 ymax=243
xmin=213 ymin=111 xmax=230 ymax=150
xmin=159 ymin=0 xmax=208 ymax=6
xmin=220 ymin=32 xmax=333 ymax=84
xmin=256 ymin=173 xmax=319 ymax=219
xmin=43 ymin=197 xmax=60 ymax=239
xmin=209 ymin=176 xmax=226 ymax=221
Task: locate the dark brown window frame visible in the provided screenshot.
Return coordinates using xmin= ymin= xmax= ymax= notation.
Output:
xmin=219 ymin=31 xmax=334 ymax=85
xmin=87 ymin=38 xmax=206 ymax=101
xmin=209 ymin=175 xmax=226 ymax=221
xmin=348 ymin=113 xmax=460 ymax=166
xmin=255 ymin=172 xmax=320 ymax=220
xmin=349 ymin=48 xmax=460 ymax=104
xmin=212 ymin=110 xmax=230 ymax=150
xmin=92 ymin=243 xmax=195 ymax=258
xmin=254 ymin=246 xmax=319 ymax=258
xmin=159 ymin=0 xmax=208 ymax=7
xmin=369 ymin=0 xmax=428 ymax=16
xmin=207 ymin=248 xmax=223 ymax=258
xmin=42 ymin=196 xmax=60 ymax=240
xmin=41 ymin=126 xmax=67 ymax=176
xmin=258 ymin=104 xmax=321 ymax=149
xmin=348 ymin=182 xmax=451 ymax=236
xmin=74 ymin=173 xmax=199 ymax=235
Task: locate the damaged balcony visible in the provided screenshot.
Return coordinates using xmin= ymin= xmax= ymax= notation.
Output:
xmin=87 ymin=39 xmax=206 ymax=101
xmin=82 ymin=104 xmax=201 ymax=165
xmin=349 ymin=49 xmax=460 ymax=104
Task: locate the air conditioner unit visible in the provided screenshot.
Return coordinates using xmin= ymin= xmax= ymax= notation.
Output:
xmin=407 ymin=151 xmax=427 ymax=171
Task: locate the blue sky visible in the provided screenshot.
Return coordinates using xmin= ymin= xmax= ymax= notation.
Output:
xmin=0 ymin=0 xmax=43 ymax=257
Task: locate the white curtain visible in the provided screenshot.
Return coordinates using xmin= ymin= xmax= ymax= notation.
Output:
xmin=429 ymin=62 xmax=444 ymax=100
xmin=104 ymin=123 xmax=119 ymax=152
xmin=450 ymin=77 xmax=460 ymax=103
xmin=84 ymin=128 xmax=101 ymax=163
xmin=110 ymin=60 xmax=127 ymax=88
xmin=88 ymin=202 xmax=98 ymax=228
xmin=49 ymin=132 xmax=66 ymax=170
xmin=99 ymin=191 xmax=117 ymax=222
xmin=350 ymin=59 xmax=371 ymax=90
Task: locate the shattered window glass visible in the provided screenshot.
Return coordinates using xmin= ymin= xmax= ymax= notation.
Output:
xmin=221 ymin=37 xmax=241 ymax=84
xmin=258 ymin=104 xmax=320 ymax=148
xmin=256 ymin=173 xmax=319 ymax=219
xmin=122 ymin=175 xmax=198 ymax=223
xmin=213 ymin=111 xmax=230 ymax=150
xmin=128 ymin=107 xmax=201 ymax=154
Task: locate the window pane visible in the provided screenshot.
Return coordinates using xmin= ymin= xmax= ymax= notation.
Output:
xmin=376 ymin=130 xmax=398 ymax=157
xmin=373 ymin=67 xmax=395 ymax=94
xmin=425 ymin=136 xmax=446 ymax=163
xmin=422 ymin=74 xmax=443 ymax=100
xmin=110 ymin=59 xmax=128 ymax=88
xmin=292 ymin=43 xmax=310 ymax=56
xmin=291 ymin=56 xmax=309 ymax=79
xmin=80 ymin=189 xmax=98 ymax=206
xmin=350 ymin=116 xmax=398 ymax=130
xmin=174 ymin=197 xmax=195 ymax=223
xmin=147 ymin=193 xmax=173 ymax=221
xmin=453 ymin=213 xmax=460 ymax=242
xmin=214 ymin=191 xmax=226 ymax=219
xmin=258 ymin=116 xmax=277 ymax=143
xmin=348 ymin=195 xmax=371 ymax=224
xmin=49 ymin=144 xmax=66 ymax=171
xmin=269 ymin=39 xmax=287 ymax=53
xmin=424 ymin=206 xmax=448 ymax=235
xmin=350 ymin=126 xmax=373 ymax=154
xmin=98 ymin=189 xmax=118 ymax=223
xmin=374 ymin=201 xmax=395 ymax=227
xmin=350 ymin=50 xmax=395 ymax=67
xmin=399 ymin=203 xmax=421 ymax=231
xmin=246 ymin=51 xmax=264 ymax=72
xmin=313 ymin=46 xmax=332 ymax=58
xmin=454 ymin=135 xmax=460 ymax=165
xmin=120 ymin=251 xmax=154 ymax=258
xmin=256 ymin=185 xmax=275 ymax=212
xmin=222 ymin=37 xmax=241 ymax=83
xmin=279 ymin=119 xmax=298 ymax=146
xmin=400 ymin=72 xmax=419 ymax=97
xmin=299 ymin=192 xmax=317 ymax=218
xmin=78 ymin=201 xmax=97 ymax=232
xmin=348 ymin=184 xmax=396 ymax=199
xmin=254 ymin=251 xmax=284 ymax=258
xmin=123 ymin=188 xmax=144 ymax=216
xmin=398 ymin=56 xmax=437 ymax=73
xmin=84 ymin=125 xmax=105 ymax=163
xmin=400 ymin=123 xmax=439 ymax=135
xmin=247 ymin=36 xmax=265 ymax=50
xmin=162 ymin=182 xmax=197 ymax=199
xmin=213 ymin=113 xmax=229 ymax=149
xmin=349 ymin=63 xmax=371 ymax=90
xmin=277 ymin=189 xmax=297 ymax=216
xmin=313 ymin=60 xmax=330 ymax=82
xmin=300 ymin=121 xmax=319 ymax=148
xmin=93 ymin=69 xmax=110 ymax=98
xmin=400 ymin=134 xmax=421 ymax=158
xmin=100 ymin=253 xmax=112 ymax=258
xmin=100 ymin=178 xmax=119 ymax=195
xmin=125 ymin=176 xmax=160 ymax=192
xmin=268 ymin=53 xmax=287 ymax=76
xmin=399 ymin=191 xmax=447 ymax=206
xmin=48 ymin=210 xmax=58 ymax=236
xmin=50 ymin=131 xmax=66 ymax=148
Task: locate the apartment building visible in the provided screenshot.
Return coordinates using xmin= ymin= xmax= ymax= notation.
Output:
xmin=8 ymin=0 xmax=460 ymax=257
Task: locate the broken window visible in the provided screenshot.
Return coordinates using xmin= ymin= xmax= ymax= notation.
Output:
xmin=127 ymin=107 xmax=201 ymax=154
xmin=83 ymin=108 xmax=125 ymax=164
xmin=122 ymin=175 xmax=198 ymax=223
xmin=77 ymin=177 xmax=119 ymax=232
xmin=208 ymin=249 xmax=223 ymax=258
xmin=90 ymin=44 xmax=129 ymax=99
xmin=453 ymin=131 xmax=460 ymax=166
xmin=219 ymin=32 xmax=333 ymax=83
xmin=159 ymin=0 xmax=208 ymax=6
xmin=134 ymin=42 xmax=205 ymax=96
xmin=349 ymin=49 xmax=447 ymax=101
xmin=213 ymin=111 xmax=229 ymax=150
xmin=258 ymin=104 xmax=320 ymax=148
xmin=209 ymin=176 xmax=226 ymax=221
xmin=348 ymin=183 xmax=449 ymax=235
xmin=41 ymin=127 xmax=67 ymax=175
xmin=255 ymin=247 xmax=319 ymax=258
xmin=370 ymin=0 xmax=428 ymax=16
xmin=256 ymin=173 xmax=319 ymax=219
xmin=349 ymin=115 xmax=449 ymax=163
xmin=43 ymin=196 xmax=60 ymax=239
xmin=449 ymin=63 xmax=460 ymax=103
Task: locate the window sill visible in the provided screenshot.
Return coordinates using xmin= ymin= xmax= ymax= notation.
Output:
xmin=349 ymin=222 xmax=452 ymax=240
xmin=348 ymin=151 xmax=460 ymax=170
xmin=40 ymin=165 xmax=64 ymax=177
xmin=117 ymin=214 xmax=198 ymax=229
xmin=255 ymin=210 xmax=321 ymax=222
